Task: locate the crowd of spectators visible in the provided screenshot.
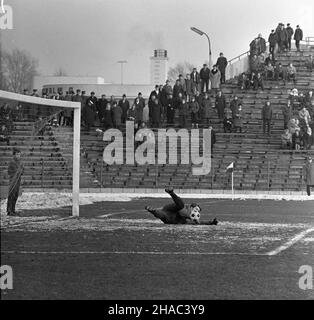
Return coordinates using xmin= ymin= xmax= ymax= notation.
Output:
xmin=280 ymin=89 xmax=314 ymax=150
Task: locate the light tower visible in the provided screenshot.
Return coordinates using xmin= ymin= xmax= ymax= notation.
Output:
xmin=150 ymin=49 xmax=169 ymax=85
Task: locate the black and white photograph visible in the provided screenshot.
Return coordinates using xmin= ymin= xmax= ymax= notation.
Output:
xmin=0 ymin=0 xmax=314 ymax=310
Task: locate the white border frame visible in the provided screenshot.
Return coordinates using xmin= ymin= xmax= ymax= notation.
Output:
xmin=0 ymin=90 xmax=81 ymax=216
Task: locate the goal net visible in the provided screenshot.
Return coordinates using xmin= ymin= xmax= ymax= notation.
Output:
xmin=0 ymin=90 xmax=81 ymax=216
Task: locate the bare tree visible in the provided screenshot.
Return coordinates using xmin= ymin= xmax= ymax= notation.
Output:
xmin=54 ymin=67 xmax=67 ymax=76
xmin=167 ymin=61 xmax=195 ymax=83
xmin=2 ymin=48 xmax=38 ymax=93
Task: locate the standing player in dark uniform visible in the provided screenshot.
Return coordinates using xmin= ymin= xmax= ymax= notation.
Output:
xmin=145 ymin=188 xmax=218 ymax=225
xmin=7 ymin=148 xmax=24 ymax=215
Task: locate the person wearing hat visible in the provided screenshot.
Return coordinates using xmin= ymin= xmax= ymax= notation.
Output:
xmin=190 ymin=67 xmax=200 ymax=94
xmin=286 ymin=24 xmax=294 ymax=51
xmin=216 ymin=53 xmax=228 ymax=84
xmin=294 ymin=25 xmax=303 ymax=51
xmin=268 ymin=29 xmax=277 ymax=58
xmin=262 ymin=99 xmax=273 ymax=136
xmin=7 ymin=148 xmax=24 ymax=215
xmin=200 ymin=64 xmax=210 ymax=93
xmin=303 ymin=157 xmax=314 ymax=196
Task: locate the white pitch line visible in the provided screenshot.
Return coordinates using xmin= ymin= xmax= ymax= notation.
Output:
xmin=1 ymin=250 xmax=265 ymax=256
xmin=266 ymin=227 xmax=314 ymax=256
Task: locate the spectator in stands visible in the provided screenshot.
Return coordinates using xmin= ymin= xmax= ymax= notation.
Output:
xmin=306 ymin=54 xmax=314 ymax=72
xmin=250 ymin=55 xmax=260 ymax=73
xmin=282 ymin=100 xmax=292 ymax=129
xmin=97 ymin=94 xmax=108 ymax=125
xmin=7 ymin=148 xmax=23 ymax=216
xmin=178 ymin=74 xmax=187 ymax=94
xmin=268 ymin=29 xmax=277 ymax=58
xmin=103 ymin=102 xmax=113 ymax=129
xmin=201 ymin=92 xmax=212 ymax=127
xmin=264 ymin=53 xmax=274 ymax=67
xmin=189 ymin=95 xmax=200 ymax=128
xmin=262 ymin=99 xmax=273 ymax=135
xmin=118 ymin=94 xmax=129 ymax=124
xmin=238 ymin=72 xmax=250 ymax=90
xmin=233 ymin=103 xmax=244 ymax=133
xmin=0 ymin=124 xmax=9 ymax=145
xmin=190 ymin=67 xmax=200 ymax=94
xmin=215 ymin=90 xmax=226 ymax=121
xmin=200 ymin=64 xmax=210 ymax=93
xmin=292 ymin=129 xmax=301 ymax=149
xmin=83 ymin=99 xmax=96 ymax=131
xmin=294 ymin=25 xmax=303 ymax=51
xmin=276 ymin=23 xmax=288 ymax=53
xmin=303 ymin=156 xmax=314 ymax=196
xmin=249 ymin=34 xmax=266 ymax=56
xmin=274 ymin=63 xmax=286 ymax=84
xmin=160 ymin=80 xmax=172 ymax=118
xmin=288 ymin=118 xmax=300 ymax=134
xmin=185 ymin=74 xmax=193 ymax=102
xmin=178 ymin=97 xmax=188 ymax=128
xmin=166 ymin=94 xmax=175 ymax=126
xmin=254 ymin=73 xmax=264 ymax=91
xmin=209 ymin=126 xmax=216 ymax=155
xmin=209 ymin=65 xmax=221 ymax=93
xmin=149 ymin=85 xmax=160 ymax=102
xmin=151 ymin=98 xmax=162 ymax=128
xmin=223 ymin=109 xmax=233 ymax=133
xmin=73 ymin=89 xmax=82 ymax=103
xmin=281 ymin=129 xmax=292 ymax=149
xmin=127 ymin=103 xmax=136 ymax=122
xmin=230 ymin=95 xmax=241 ymax=119
xmin=265 ymin=62 xmax=275 ymax=80
xmin=81 ymin=91 xmax=88 ymax=106
xmin=112 ymin=101 xmax=122 ymax=129
xmin=286 ymin=63 xmax=297 ymax=84
xmin=173 ymin=79 xmax=184 ymax=99
xmin=216 ymin=53 xmax=228 ymax=84
xmin=286 ymin=24 xmax=294 ymax=51
xmin=289 ymin=88 xmax=300 ymax=112
xmin=134 ymin=93 xmax=145 ymax=127
xmin=148 ymin=94 xmax=156 ymax=126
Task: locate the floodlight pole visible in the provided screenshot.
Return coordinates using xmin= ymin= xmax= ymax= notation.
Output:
xmin=117 ymin=60 xmax=127 ymax=85
xmin=190 ymin=27 xmax=212 ymax=67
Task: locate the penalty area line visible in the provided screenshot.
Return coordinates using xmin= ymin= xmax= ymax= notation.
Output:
xmin=266 ymin=227 xmax=314 ymax=256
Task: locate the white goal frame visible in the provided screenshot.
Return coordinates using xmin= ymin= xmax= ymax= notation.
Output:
xmin=0 ymin=90 xmax=81 ymax=216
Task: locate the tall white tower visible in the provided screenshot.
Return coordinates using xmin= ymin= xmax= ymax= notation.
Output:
xmin=150 ymin=49 xmax=169 ymax=85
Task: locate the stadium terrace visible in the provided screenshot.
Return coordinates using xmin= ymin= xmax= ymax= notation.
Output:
xmin=101 ymin=121 xmax=212 ymax=175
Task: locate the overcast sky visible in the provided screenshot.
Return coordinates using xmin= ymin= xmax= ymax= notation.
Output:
xmin=2 ymin=0 xmax=314 ymax=84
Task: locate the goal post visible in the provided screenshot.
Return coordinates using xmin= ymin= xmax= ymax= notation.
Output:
xmin=0 ymin=89 xmax=81 ymax=217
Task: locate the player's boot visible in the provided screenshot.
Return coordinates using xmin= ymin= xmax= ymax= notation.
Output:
xmin=165 ymin=187 xmax=174 ymax=194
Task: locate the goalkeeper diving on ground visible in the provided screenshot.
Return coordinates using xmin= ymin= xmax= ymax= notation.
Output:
xmin=145 ymin=188 xmax=218 ymax=225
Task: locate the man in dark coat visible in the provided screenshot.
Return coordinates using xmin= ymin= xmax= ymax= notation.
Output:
xmin=216 ymin=53 xmax=228 ymax=84
xmin=173 ymin=79 xmax=184 ymax=99
xmin=200 ymin=64 xmax=210 ymax=93
xmin=262 ymin=100 xmax=273 ymax=135
xmin=97 ymin=94 xmax=108 ymax=125
xmin=230 ymin=95 xmax=242 ymax=119
xmin=294 ymin=25 xmax=303 ymax=51
xmin=190 ymin=68 xmax=200 ymax=94
xmin=286 ymin=23 xmax=294 ymax=50
xmin=134 ymin=93 xmax=145 ymax=126
xmin=215 ymin=90 xmax=226 ymax=121
xmin=268 ymin=29 xmax=278 ymax=58
xmin=166 ymin=94 xmax=175 ymax=126
xmin=7 ymin=148 xmax=23 ymax=215
xmin=276 ymin=24 xmax=288 ymax=53
xmin=303 ymin=156 xmax=314 ymax=196
xmin=152 ymin=98 xmax=162 ymax=128
xmin=118 ymin=94 xmax=130 ymax=124
xmin=282 ymin=101 xmax=292 ymax=130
